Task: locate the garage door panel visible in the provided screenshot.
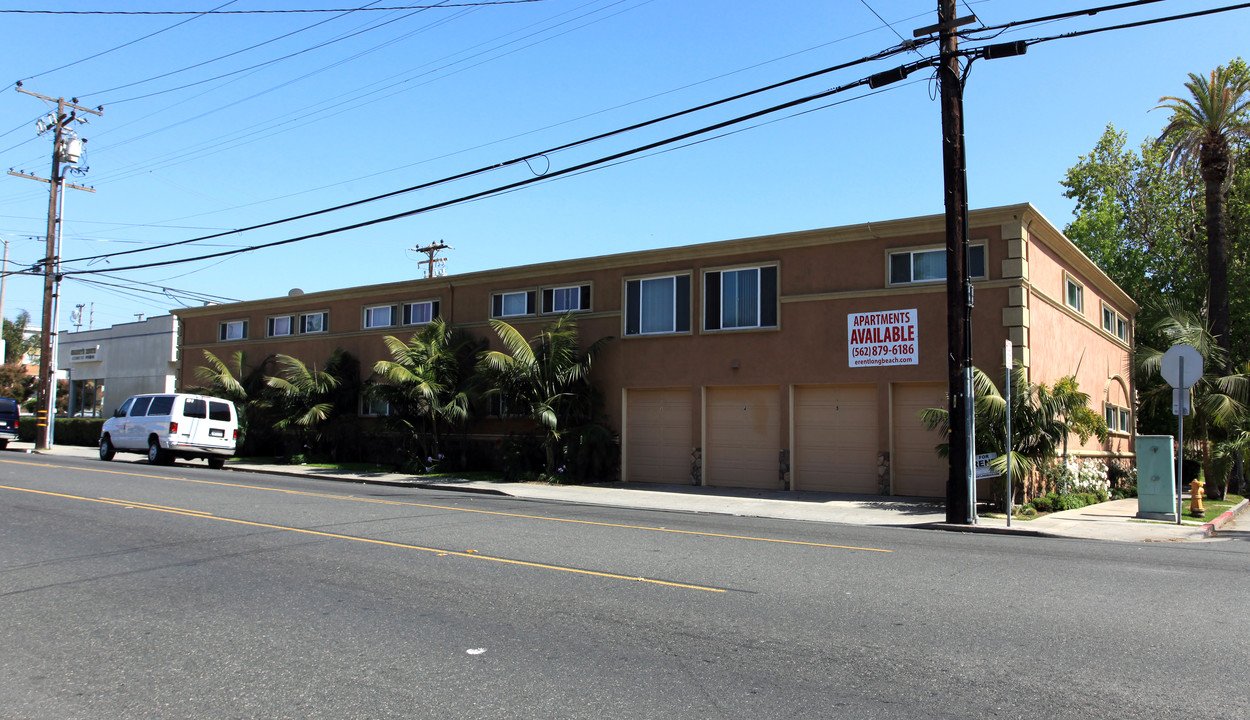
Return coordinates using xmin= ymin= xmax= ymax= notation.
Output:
xmin=892 ymin=383 xmax=947 ymax=497
xmin=793 ymin=384 xmax=878 ymax=494
xmin=705 ymin=386 xmax=781 ymax=489
xmin=626 ymin=388 xmax=691 ymax=484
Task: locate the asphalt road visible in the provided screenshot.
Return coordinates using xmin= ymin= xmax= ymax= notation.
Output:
xmin=3 ymin=453 xmax=1247 ymax=719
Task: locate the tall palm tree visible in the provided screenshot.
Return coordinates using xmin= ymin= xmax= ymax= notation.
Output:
xmin=371 ymin=318 xmax=474 ymax=458
xmin=1155 ymin=66 xmax=1250 ymax=372
xmin=478 ymin=314 xmax=611 ymax=474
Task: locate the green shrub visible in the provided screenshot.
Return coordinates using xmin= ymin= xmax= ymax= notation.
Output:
xmin=17 ymin=417 xmax=104 ymax=446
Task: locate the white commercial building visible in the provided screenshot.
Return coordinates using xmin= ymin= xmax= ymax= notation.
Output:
xmin=57 ymin=315 xmax=178 ymax=417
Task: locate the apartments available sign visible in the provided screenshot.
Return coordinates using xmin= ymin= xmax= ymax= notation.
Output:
xmin=847 ymin=309 xmax=918 ymax=367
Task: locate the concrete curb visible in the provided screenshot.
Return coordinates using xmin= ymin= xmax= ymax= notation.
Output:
xmin=1200 ymin=498 xmax=1249 ymax=537
xmin=923 ymin=522 xmax=1045 ymax=538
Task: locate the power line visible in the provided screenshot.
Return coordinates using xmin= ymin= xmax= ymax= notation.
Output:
xmin=61 ymin=37 xmax=931 ymax=266
xmin=62 ymin=55 xmax=938 ymax=277
xmin=0 ymin=1 xmax=547 ymax=14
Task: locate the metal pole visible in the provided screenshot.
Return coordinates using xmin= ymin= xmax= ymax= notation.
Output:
xmin=1005 ymin=340 xmax=1012 ymax=527
xmin=1176 ymin=356 xmax=1184 ymax=525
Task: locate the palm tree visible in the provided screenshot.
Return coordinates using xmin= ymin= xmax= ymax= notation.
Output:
xmin=1155 ymin=65 xmax=1250 ymax=372
xmin=188 ymin=350 xmax=272 ymax=453
xmin=478 ymin=314 xmax=611 ymax=474
xmin=1136 ymin=302 xmax=1249 ymax=498
xmin=920 ymin=366 xmax=1106 ymax=505
xmin=266 ymin=352 xmax=344 ymax=458
xmin=370 ymin=318 xmax=474 ymax=459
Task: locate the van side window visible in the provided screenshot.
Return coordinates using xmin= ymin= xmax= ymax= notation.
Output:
xmin=209 ymin=402 xmax=232 ymax=422
xmin=148 ymin=396 xmax=175 ymax=416
xmin=116 ymin=398 xmax=135 ymax=417
xmin=130 ymin=397 xmax=153 ymax=416
xmin=184 ymin=399 xmax=207 ymax=418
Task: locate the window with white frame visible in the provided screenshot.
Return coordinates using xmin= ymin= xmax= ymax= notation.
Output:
xmin=1102 ymin=303 xmax=1128 ymax=342
xmin=218 ymin=320 xmax=248 ymax=341
xmin=300 ymin=311 xmax=328 ymax=334
xmin=403 ymin=300 xmax=440 ymax=325
xmin=492 ymin=290 xmax=535 ymax=318
xmin=1065 ymin=276 xmax=1085 ymax=313
xmin=364 ymin=304 xmax=397 ymax=329
xmin=888 ymin=244 xmax=986 ymax=285
xmin=1105 ymin=403 xmax=1131 ymax=434
xmin=542 ymin=285 xmax=591 ymax=314
xmin=704 ymin=265 xmax=778 ymax=331
xmin=625 ymin=274 xmax=690 ymax=336
xmin=267 ymin=315 xmax=294 ymax=337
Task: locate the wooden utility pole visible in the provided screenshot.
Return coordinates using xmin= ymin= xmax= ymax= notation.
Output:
xmin=938 ymin=0 xmax=974 ymax=524
xmin=11 ymin=85 xmax=101 ymax=450
xmin=412 ymin=241 xmax=452 ymax=279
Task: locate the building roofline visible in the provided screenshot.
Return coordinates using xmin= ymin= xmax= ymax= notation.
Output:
xmin=173 ymin=203 xmax=1137 ymax=318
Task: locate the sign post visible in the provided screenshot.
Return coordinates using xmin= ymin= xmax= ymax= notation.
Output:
xmin=1160 ymin=344 xmax=1203 ymax=525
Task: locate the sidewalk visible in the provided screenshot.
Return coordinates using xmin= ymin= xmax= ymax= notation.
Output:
xmin=19 ymin=442 xmax=1247 ymax=543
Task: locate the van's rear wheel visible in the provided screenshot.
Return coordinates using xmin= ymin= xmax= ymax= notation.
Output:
xmin=99 ymin=436 xmax=115 ymax=461
xmin=147 ymin=438 xmax=171 ymax=465
xmin=207 ymin=456 xmax=226 ymax=470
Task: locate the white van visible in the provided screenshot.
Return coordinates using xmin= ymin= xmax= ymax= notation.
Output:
xmin=99 ymin=393 xmax=239 ymax=468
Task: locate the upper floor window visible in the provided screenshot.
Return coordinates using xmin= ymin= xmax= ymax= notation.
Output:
xmin=364 ymin=304 xmax=397 ymax=329
xmin=542 ymin=285 xmax=591 ymax=314
xmin=218 ymin=320 xmax=248 ymax=341
xmin=1065 ymin=276 xmax=1085 ymax=314
xmin=1105 ymin=403 xmax=1131 ymax=434
xmin=492 ymin=290 xmax=536 ymax=318
xmin=300 ymin=311 xmax=328 ymax=334
xmin=625 ymin=274 xmax=690 ymax=336
xmin=888 ymin=244 xmax=985 ymax=285
xmin=403 ymin=300 xmax=440 ymax=325
xmin=267 ymin=315 xmax=294 ymax=337
xmin=1102 ymin=304 xmax=1128 ymax=342
xmin=704 ymin=266 xmax=778 ymax=331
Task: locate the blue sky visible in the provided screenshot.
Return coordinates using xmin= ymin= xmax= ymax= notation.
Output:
xmin=0 ymin=0 xmax=1246 ymax=332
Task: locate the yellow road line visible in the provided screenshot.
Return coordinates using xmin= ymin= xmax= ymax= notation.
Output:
xmin=0 ymin=484 xmax=725 ymax=593
xmin=98 ymin=497 xmax=214 ymax=516
xmin=0 ymin=457 xmax=891 ymax=553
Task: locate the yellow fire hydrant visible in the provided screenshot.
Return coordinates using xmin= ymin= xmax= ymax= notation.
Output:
xmin=1189 ymin=479 xmax=1206 ymax=517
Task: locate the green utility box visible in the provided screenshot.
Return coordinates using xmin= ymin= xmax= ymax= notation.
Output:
xmin=1135 ymin=435 xmax=1176 ymax=521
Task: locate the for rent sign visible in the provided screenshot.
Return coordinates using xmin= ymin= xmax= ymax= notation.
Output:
xmin=847 ymin=309 xmax=918 ymax=367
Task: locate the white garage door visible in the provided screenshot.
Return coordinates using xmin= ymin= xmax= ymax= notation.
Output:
xmin=792 ymin=384 xmax=878 ymax=494
xmin=891 ymin=383 xmax=948 ymax=497
xmin=705 ymin=386 xmax=781 ymax=489
xmin=625 ymin=388 xmax=692 ymax=484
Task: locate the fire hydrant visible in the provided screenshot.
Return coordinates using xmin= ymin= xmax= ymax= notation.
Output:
xmin=1189 ymin=479 xmax=1206 ymax=517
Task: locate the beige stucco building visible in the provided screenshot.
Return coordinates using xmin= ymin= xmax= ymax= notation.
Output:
xmin=173 ymin=204 xmax=1136 ymax=497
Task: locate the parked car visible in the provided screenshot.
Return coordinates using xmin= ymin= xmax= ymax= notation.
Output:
xmin=0 ymin=397 xmax=19 ymax=449
xmin=99 ymin=393 xmax=238 ymax=468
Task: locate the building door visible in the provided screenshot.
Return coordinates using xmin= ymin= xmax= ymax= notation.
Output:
xmin=624 ymin=388 xmax=692 ymax=484
xmin=704 ymin=386 xmax=781 ymax=489
xmin=891 ymin=382 xmax=948 ymax=497
xmin=792 ymin=384 xmax=879 ymax=494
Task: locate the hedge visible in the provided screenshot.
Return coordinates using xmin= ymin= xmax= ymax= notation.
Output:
xmin=16 ymin=418 xmax=104 ymax=447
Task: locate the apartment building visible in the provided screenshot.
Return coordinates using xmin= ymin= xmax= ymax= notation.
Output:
xmin=172 ymin=203 xmax=1136 ymax=497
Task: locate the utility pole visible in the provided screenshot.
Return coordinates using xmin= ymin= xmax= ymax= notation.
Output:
xmin=11 ymin=84 xmax=101 ymax=450
xmin=412 ymin=240 xmax=452 ymax=279
xmin=938 ymin=0 xmax=975 ymax=524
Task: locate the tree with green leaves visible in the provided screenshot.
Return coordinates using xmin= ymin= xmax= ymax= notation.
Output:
xmin=3 ymin=310 xmax=39 ymax=365
xmin=370 ymin=318 xmax=478 ymax=460
xmin=1136 ymin=302 xmax=1249 ymax=498
xmin=478 ymin=314 xmax=611 ymax=474
xmin=920 ymin=367 xmax=1106 ymax=505
xmin=1155 ymin=63 xmax=1250 ymax=372
xmin=266 ymin=351 xmax=349 ymax=459
xmin=188 ymin=350 xmax=273 ymax=454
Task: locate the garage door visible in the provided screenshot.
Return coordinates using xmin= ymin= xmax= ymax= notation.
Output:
xmin=891 ymin=383 xmax=948 ymax=497
xmin=625 ymin=388 xmax=692 ymax=484
xmin=705 ymin=386 xmax=781 ymax=489
xmin=792 ymin=384 xmax=878 ymax=494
